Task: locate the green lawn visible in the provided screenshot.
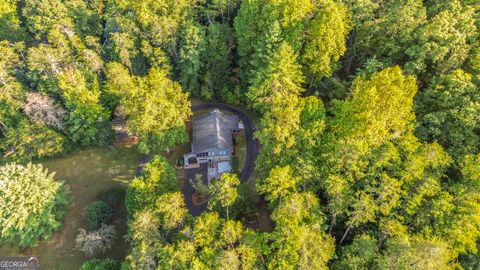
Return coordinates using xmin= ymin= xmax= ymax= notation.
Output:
xmin=0 ymin=147 xmax=141 ymax=270
xmin=232 ymin=130 xmax=247 ymax=174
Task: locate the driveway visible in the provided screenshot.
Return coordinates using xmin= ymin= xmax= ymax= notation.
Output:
xmin=136 ymin=102 xmax=260 ymax=216
xmin=182 ymin=103 xmax=260 ymax=216
xmin=182 ymin=163 xmax=209 ymax=215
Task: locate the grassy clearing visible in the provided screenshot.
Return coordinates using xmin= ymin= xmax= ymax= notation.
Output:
xmin=0 ymin=147 xmax=141 ymax=270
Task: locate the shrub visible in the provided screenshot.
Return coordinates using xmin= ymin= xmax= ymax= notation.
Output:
xmin=0 ymin=163 xmax=69 ymax=247
xmin=86 ymin=201 xmax=113 ymax=230
xmin=97 ymin=188 xmax=125 ymax=208
xmin=75 ymin=224 xmax=116 ymax=257
xmin=80 ymin=259 xmax=121 ymax=270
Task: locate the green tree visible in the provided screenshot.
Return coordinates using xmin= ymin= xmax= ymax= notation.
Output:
xmin=57 ymin=69 xmax=110 ymax=146
xmin=22 ymin=0 xmax=70 ymax=38
xmin=415 ymin=69 xmax=480 ymax=158
xmin=156 ymin=192 xmax=188 ymax=230
xmin=177 ymin=23 xmax=206 ymax=96
xmin=331 ymin=66 xmax=417 ymax=151
xmin=126 ymin=210 xmax=161 ymax=270
xmin=247 ymin=42 xmax=305 ymax=110
xmin=334 ymin=234 xmax=379 ymax=270
xmin=200 ymin=23 xmax=236 ymax=102
xmin=125 ymin=156 xmax=177 ymax=216
xmin=351 ymin=0 xmax=426 ymax=71
xmin=0 ymin=163 xmax=69 ymax=247
xmin=0 ymin=119 xmax=65 ymax=163
xmin=0 ymin=0 xmax=27 ymax=41
xmin=377 ymin=236 xmax=454 ymax=269
xmin=269 ymin=192 xmax=335 ymax=270
xmin=106 ymin=63 xmax=191 ymax=153
xmin=80 ymin=259 xmax=121 ymax=270
xmin=405 ymin=1 xmax=477 ymax=78
xmin=86 ymin=201 xmax=113 ymax=230
xmin=257 ymin=165 xmax=298 ymax=204
xmin=208 ymin=173 xmax=240 ymax=219
xmin=303 ymin=0 xmax=349 ymax=80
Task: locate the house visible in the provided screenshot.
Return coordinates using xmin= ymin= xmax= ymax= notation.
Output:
xmin=184 ymin=109 xmax=243 ymax=183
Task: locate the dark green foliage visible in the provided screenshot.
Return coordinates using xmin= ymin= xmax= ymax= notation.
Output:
xmin=86 ymin=201 xmax=114 ymax=230
xmin=230 ymin=181 xmax=260 ymax=220
xmin=97 ymin=188 xmax=126 ymax=208
xmin=415 ymin=69 xmax=480 ymax=158
xmin=80 ymin=259 xmax=121 ymax=270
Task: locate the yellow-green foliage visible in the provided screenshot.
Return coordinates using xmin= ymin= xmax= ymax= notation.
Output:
xmin=0 ymin=163 xmax=69 ymax=247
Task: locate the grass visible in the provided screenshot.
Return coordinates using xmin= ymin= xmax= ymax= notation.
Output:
xmin=232 ymin=130 xmax=247 ymax=174
xmin=0 ymin=147 xmax=141 ymax=270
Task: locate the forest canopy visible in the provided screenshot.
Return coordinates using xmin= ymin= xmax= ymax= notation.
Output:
xmin=1 ymin=0 xmax=480 ymax=269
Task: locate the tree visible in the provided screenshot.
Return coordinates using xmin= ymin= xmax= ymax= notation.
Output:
xmin=189 ymin=173 xmax=209 ymax=202
xmin=415 ymin=69 xmax=480 ymax=158
xmin=334 ymin=234 xmax=379 ymax=270
xmin=303 ymin=0 xmax=350 ymax=80
xmin=57 ymin=68 xmax=110 ymax=146
xmin=377 ymin=236 xmax=454 ymax=269
xmin=351 ymin=0 xmax=426 ymax=71
xmin=127 ymin=210 xmax=161 ymax=270
xmin=247 ymin=42 xmax=305 ymax=110
xmin=125 ymin=156 xmax=177 ymax=216
xmin=75 ymin=225 xmax=116 ymax=257
xmin=331 ymin=66 xmax=417 ymax=151
xmin=200 ymin=23 xmax=236 ymax=102
xmin=0 ymin=163 xmax=69 ymax=247
xmin=208 ymin=173 xmax=240 ymax=219
xmin=405 ymin=1 xmax=477 ymax=78
xmin=177 ymin=23 xmax=205 ymax=96
xmin=156 ymin=192 xmax=188 ymax=230
xmin=0 ymin=119 xmax=65 ymax=163
xmin=234 ymin=0 xmax=315 ymax=84
xmin=257 ymin=166 xmax=298 ymax=204
xmin=0 ymin=0 xmax=27 ymax=41
xmin=86 ymin=201 xmax=113 ymax=231
xmin=269 ymin=192 xmax=335 ymax=269
xmin=105 ymin=63 xmax=191 ymax=154
xmin=80 ymin=259 xmax=121 ymax=270
xmin=23 ymin=92 xmax=67 ymax=130
xmin=22 ymin=0 xmax=70 ymax=38
xmin=193 ymin=212 xmax=222 ymax=248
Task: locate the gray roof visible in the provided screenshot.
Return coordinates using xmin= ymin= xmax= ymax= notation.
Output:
xmin=192 ymin=109 xmax=238 ymax=154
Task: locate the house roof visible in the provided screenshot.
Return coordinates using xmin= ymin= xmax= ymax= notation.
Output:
xmin=192 ymin=109 xmax=238 ymax=154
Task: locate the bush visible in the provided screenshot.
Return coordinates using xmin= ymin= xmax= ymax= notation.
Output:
xmin=97 ymin=188 xmax=125 ymax=208
xmin=86 ymin=201 xmax=113 ymax=230
xmin=0 ymin=163 xmax=69 ymax=247
xmin=75 ymin=224 xmax=116 ymax=257
xmin=80 ymin=259 xmax=121 ymax=270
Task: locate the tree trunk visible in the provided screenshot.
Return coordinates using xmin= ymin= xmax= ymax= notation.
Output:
xmin=226 ymin=206 xmax=229 ymax=220
xmin=328 ymin=214 xmax=337 ymax=234
xmin=339 ymin=226 xmax=351 ymax=245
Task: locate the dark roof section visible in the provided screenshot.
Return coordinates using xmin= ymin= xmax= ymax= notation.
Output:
xmin=192 ymin=109 xmax=238 ymax=154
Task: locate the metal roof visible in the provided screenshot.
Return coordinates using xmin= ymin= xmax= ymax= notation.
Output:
xmin=191 ymin=109 xmax=238 ymax=154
